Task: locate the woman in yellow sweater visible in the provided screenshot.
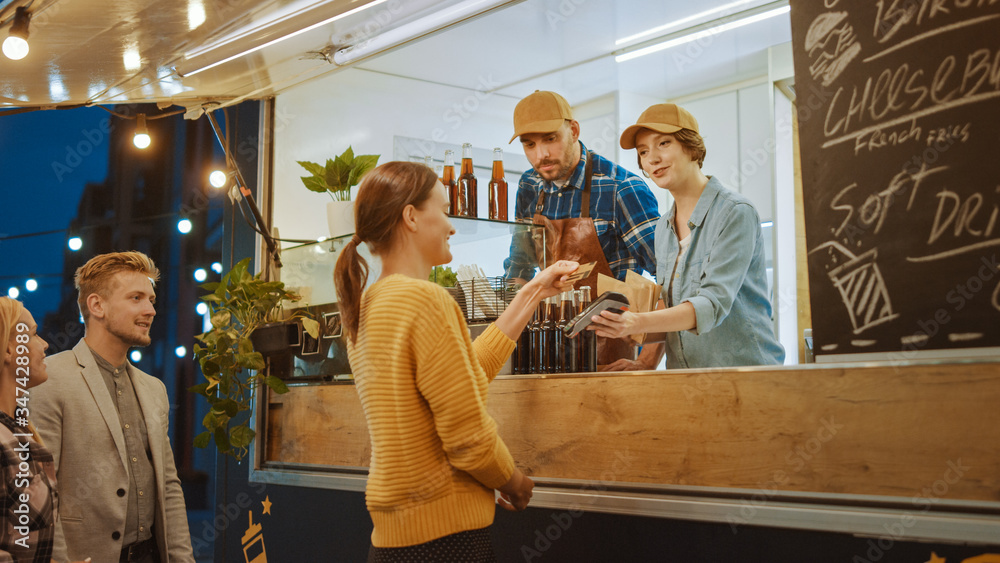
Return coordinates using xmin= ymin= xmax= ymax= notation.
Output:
xmin=334 ymin=161 xmax=578 ymax=562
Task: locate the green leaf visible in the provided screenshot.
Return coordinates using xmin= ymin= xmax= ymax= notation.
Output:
xmin=230 ymin=258 xmax=250 ymax=281
xmin=238 ymin=337 xmax=254 ymax=355
xmin=203 ymin=411 xmax=219 ymax=430
xmin=216 ymin=333 xmax=232 ymax=355
xmin=218 ymin=398 xmax=239 ymax=418
xmin=188 ymin=382 xmax=210 ymax=396
xmin=300 ymin=317 xmax=320 ymax=340
xmin=297 ymin=160 xmax=326 ymax=177
xmin=237 ymin=352 xmax=266 ymax=371
xmin=339 ymin=146 xmax=355 ymax=163
xmin=326 ymin=158 xmax=350 ymax=190
xmin=210 ymin=310 xmax=231 ymax=329
xmin=214 ymin=427 xmax=231 ymax=452
xmin=200 ymin=360 xmax=220 ymax=377
xmin=264 ymin=375 xmax=289 ymax=394
xmin=193 ymin=431 xmax=211 ymax=449
xmin=301 ymin=175 xmax=329 ymax=194
xmin=348 ymin=154 xmax=380 ymax=186
xmin=230 ymin=426 xmax=256 ymax=448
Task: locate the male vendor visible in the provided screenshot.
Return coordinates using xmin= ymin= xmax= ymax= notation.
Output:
xmin=504 ymin=90 xmax=662 ymax=370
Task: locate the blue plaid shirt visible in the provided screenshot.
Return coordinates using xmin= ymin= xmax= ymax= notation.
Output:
xmin=504 ymin=142 xmax=659 ymax=281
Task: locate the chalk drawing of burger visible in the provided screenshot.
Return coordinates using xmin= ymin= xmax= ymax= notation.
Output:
xmin=805 ymin=11 xmax=862 ymax=87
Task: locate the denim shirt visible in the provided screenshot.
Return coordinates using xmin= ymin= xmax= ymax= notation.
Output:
xmin=656 ymin=176 xmax=784 ymax=368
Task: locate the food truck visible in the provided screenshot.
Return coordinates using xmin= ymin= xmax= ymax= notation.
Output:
xmin=2 ymin=0 xmax=997 ymax=560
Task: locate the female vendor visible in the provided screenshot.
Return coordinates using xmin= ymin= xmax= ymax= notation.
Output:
xmin=591 ymin=103 xmax=784 ymax=368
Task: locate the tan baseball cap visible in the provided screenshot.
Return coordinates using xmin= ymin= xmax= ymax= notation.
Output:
xmin=510 ymin=90 xmax=574 ymax=143
xmin=620 ymin=103 xmax=699 ymax=150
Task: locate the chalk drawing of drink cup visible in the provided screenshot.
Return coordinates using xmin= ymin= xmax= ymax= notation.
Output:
xmin=812 ymin=241 xmax=899 ymax=334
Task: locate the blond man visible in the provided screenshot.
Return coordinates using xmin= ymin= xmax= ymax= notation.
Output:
xmin=33 ymin=251 xmax=194 ymax=563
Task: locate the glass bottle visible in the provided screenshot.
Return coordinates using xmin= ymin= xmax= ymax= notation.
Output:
xmin=573 ymin=290 xmax=586 ymax=370
xmin=556 ymin=291 xmax=578 ymax=373
xmin=540 ymin=296 xmax=558 ymax=374
xmin=458 ymin=143 xmax=477 ymax=217
xmin=516 ymin=305 xmax=535 ymax=375
xmin=442 ymin=150 xmax=457 ymax=215
xmin=579 ymin=286 xmax=597 ymax=372
xmin=528 ymin=300 xmax=544 ymax=374
xmin=488 ymin=147 xmax=508 ymax=221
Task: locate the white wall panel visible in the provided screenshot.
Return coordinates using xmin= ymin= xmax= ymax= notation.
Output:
xmin=683 ymin=92 xmax=739 ymax=195
xmin=736 ymin=83 xmax=774 ymax=222
xmin=273 ymin=68 xmax=519 ymax=243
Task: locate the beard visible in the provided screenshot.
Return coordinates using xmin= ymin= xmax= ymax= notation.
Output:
xmin=108 ymin=317 xmax=152 ymax=347
xmin=535 ymin=159 xmax=576 ymax=182
xmin=534 ymin=139 xmax=579 ymax=183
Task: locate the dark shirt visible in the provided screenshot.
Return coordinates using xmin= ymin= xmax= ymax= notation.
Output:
xmin=93 ymin=351 xmax=156 ymax=546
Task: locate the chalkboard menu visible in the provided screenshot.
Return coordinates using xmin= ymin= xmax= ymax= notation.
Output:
xmin=789 ymin=0 xmax=1000 ymax=359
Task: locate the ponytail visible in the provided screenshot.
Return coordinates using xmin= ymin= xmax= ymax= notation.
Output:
xmin=334 ymin=237 xmax=368 ymax=344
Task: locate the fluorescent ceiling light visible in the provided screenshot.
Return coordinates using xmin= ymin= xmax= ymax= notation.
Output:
xmin=188 ymin=1 xmax=206 ymax=31
xmin=175 ymin=0 xmax=390 ymax=77
xmin=332 ymin=0 xmax=520 ymax=66
xmin=615 ymin=5 xmax=789 ymax=63
xmin=124 ymin=46 xmax=142 ymax=71
xmin=615 ymin=0 xmax=756 ymax=46
xmin=49 ymin=75 xmax=67 ymax=101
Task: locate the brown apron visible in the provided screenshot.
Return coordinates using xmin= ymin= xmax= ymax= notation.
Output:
xmin=531 ymin=151 xmax=635 ymax=367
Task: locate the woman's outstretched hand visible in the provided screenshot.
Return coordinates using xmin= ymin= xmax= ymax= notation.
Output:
xmin=523 ymin=260 xmax=579 ymax=300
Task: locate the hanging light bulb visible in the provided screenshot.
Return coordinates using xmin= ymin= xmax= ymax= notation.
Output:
xmin=133 ymin=113 xmax=151 ymax=149
xmin=25 ymin=278 xmax=38 ymax=292
xmin=2 ymin=7 xmax=30 ymax=61
xmin=209 ymin=169 xmax=229 ymax=188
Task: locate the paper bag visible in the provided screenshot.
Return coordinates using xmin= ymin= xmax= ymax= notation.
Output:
xmin=596 ymin=272 xmax=662 ymax=345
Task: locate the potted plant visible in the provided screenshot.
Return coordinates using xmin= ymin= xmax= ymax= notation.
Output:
xmin=190 ymin=257 xmax=320 ymax=461
xmin=297 ymin=146 xmax=380 ymax=238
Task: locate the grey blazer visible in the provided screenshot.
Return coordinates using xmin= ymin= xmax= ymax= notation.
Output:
xmin=33 ymin=339 xmax=194 ymax=563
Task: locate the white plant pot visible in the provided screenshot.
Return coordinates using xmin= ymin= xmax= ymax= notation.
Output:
xmin=326 ymin=200 xmax=355 ymax=239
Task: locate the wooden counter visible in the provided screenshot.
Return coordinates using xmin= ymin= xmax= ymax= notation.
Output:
xmin=259 ymin=361 xmax=1000 ymax=542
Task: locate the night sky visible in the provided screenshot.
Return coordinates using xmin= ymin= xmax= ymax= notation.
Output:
xmin=0 ymin=106 xmax=111 ymax=328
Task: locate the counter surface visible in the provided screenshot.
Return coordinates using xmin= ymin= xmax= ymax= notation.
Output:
xmin=265 ymin=362 xmax=999 ymax=504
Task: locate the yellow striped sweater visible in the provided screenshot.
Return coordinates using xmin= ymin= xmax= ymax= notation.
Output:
xmin=347 ymin=274 xmax=516 ymax=547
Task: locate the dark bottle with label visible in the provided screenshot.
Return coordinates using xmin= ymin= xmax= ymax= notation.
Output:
xmin=514 ymin=305 xmax=535 ymax=375
xmin=442 ymin=150 xmax=457 ymax=215
xmin=579 ymin=286 xmax=597 ymax=372
xmin=556 ymin=291 xmax=578 ymax=373
xmin=458 ymin=143 xmax=477 ymax=217
xmin=528 ymin=300 xmax=544 ymax=374
xmin=488 ymin=147 xmax=508 ymax=221
xmin=540 ymin=296 xmax=558 ymax=373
